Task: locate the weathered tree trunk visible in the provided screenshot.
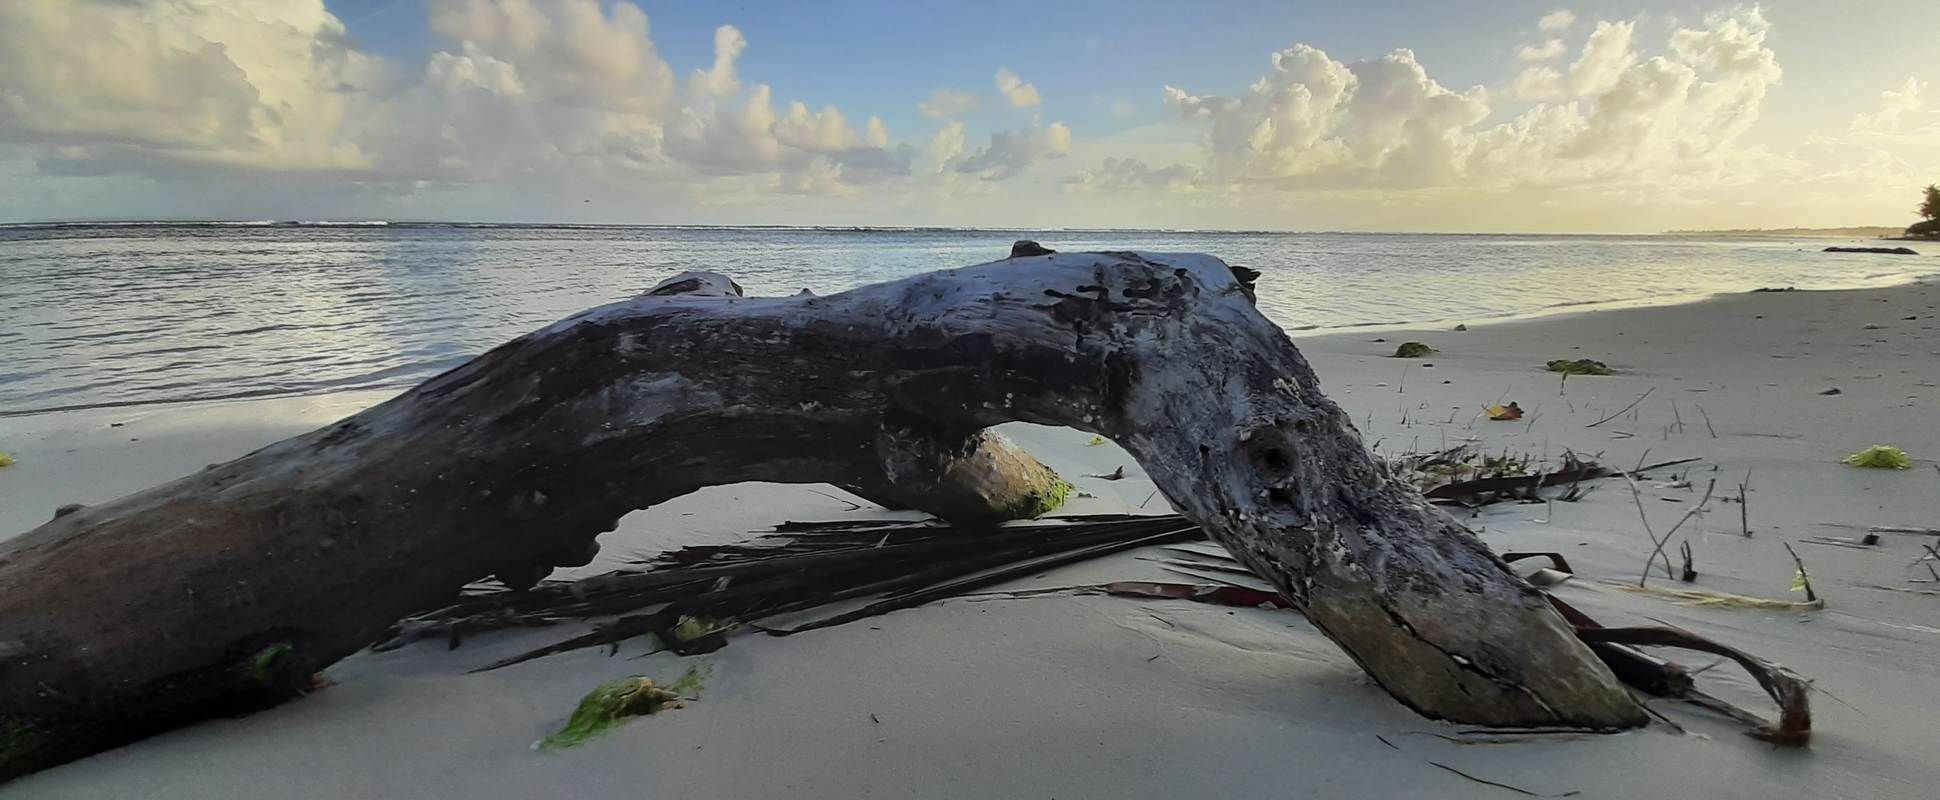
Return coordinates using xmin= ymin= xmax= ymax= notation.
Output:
xmin=0 ymin=250 xmax=1642 ymax=779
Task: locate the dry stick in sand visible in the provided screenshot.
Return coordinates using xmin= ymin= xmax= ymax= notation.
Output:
xmin=1671 ymin=399 xmax=1685 ymax=434
xmin=1639 ymin=478 xmax=1717 ymax=587
xmin=1424 ymin=761 xmax=1577 ymax=799
xmin=1782 ymin=541 xmax=1819 ymax=605
xmin=1695 ymin=403 xmax=1718 ymax=439
xmin=1621 ymin=474 xmax=1678 ymax=581
xmin=1738 ymin=468 xmax=1752 ymax=537
xmin=1588 ymin=387 xmax=1656 ymax=428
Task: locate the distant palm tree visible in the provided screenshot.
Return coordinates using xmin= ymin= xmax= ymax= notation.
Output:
xmin=1922 ymin=184 xmax=1940 ymax=221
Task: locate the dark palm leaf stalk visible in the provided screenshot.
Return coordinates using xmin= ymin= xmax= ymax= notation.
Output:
xmin=379 ymin=510 xmax=1809 ymax=745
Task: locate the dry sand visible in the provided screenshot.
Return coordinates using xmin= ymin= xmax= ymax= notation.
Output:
xmin=3 ymin=280 xmax=1939 ymax=798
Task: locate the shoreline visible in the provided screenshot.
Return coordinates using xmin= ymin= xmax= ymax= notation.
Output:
xmin=4 ymin=279 xmax=1939 ymax=798
xmin=7 ymin=276 xmax=1937 ymax=422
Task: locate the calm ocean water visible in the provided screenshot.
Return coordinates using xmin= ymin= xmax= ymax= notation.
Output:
xmin=2 ymin=223 xmax=1933 ymax=416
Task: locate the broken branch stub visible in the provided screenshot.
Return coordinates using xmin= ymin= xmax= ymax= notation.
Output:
xmin=0 ymin=250 xmax=1641 ymax=778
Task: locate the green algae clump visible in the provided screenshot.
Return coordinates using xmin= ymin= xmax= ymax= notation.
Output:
xmin=1391 ymin=342 xmax=1436 ymax=358
xmin=536 ymin=667 xmax=708 ymax=751
xmin=1002 ymin=475 xmax=1073 ymax=520
xmin=1842 ymin=445 xmax=1912 ymax=469
xmin=1546 ymin=358 xmax=1614 ymax=376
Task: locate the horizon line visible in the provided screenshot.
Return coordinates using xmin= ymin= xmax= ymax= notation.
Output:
xmin=3 ymin=218 xmax=1907 ymax=237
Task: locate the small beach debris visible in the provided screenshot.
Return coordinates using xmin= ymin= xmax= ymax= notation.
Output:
xmin=1089 ymin=466 xmax=1126 ymax=480
xmin=1616 ymin=583 xmax=1823 ymax=611
xmin=1391 ymin=341 xmax=1436 ymax=358
xmin=1486 ymin=402 xmax=1524 ymax=421
xmin=1841 ymin=444 xmax=1911 ymax=469
xmin=1452 ymin=323 xmax=1468 ymax=331
xmin=1587 ymin=387 xmax=1655 ymax=428
xmin=1545 ymin=358 xmax=1613 ymax=376
xmin=1424 ymin=761 xmax=1578 ymax=798
xmin=1784 ymin=542 xmax=1819 ymax=604
xmin=0 ymin=452 xmax=13 ymax=468
xmin=1085 ymin=435 xmax=1107 ymax=446
xmin=535 ymin=667 xmax=706 ymax=750
xmin=1817 ymin=386 xmax=1843 ymax=395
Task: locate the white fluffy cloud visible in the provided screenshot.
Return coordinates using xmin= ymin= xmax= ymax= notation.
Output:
xmin=0 ymin=0 xmax=382 ymax=174
xmin=918 ymin=89 xmax=979 ymax=119
xmin=1539 ymin=9 xmax=1577 ymax=32
xmin=995 ymin=69 xmax=1043 ymax=109
xmin=0 ymin=1 xmax=945 ymax=198
xmin=1850 ymin=77 xmax=1931 ymax=137
xmin=1517 ymin=39 xmax=1568 ymax=61
xmin=1164 ymin=45 xmax=1490 ymax=187
xmin=1153 ymin=6 xmax=1787 ymax=198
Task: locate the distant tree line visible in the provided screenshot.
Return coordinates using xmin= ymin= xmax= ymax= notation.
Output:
xmin=1911 ymin=185 xmax=1940 ymax=238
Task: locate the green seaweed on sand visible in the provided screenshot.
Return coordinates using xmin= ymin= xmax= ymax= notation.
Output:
xmin=667 ymin=615 xmax=725 ymax=645
xmin=0 ymin=452 xmax=14 ymax=468
xmin=1546 ymin=358 xmax=1614 ymax=376
xmin=1842 ymin=445 xmax=1911 ymax=469
xmin=1001 ymin=474 xmax=1072 ymax=520
xmin=1391 ymin=342 xmax=1436 ymax=358
xmin=536 ymin=666 xmax=710 ymax=751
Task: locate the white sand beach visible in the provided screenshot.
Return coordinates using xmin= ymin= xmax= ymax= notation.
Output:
xmin=3 ymin=281 xmax=1938 ymax=799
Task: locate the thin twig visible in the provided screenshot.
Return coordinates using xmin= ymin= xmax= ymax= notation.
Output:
xmin=1695 ymin=403 xmax=1718 ymax=438
xmin=1782 ymin=541 xmax=1819 ymax=604
xmin=1639 ymin=479 xmax=1716 ymax=587
xmin=1425 ymin=761 xmax=1579 ymax=798
xmin=1738 ymin=468 xmax=1751 ymax=536
xmin=1621 ymin=474 xmax=1676 ymax=581
xmin=1588 ymin=387 xmax=1655 ymax=428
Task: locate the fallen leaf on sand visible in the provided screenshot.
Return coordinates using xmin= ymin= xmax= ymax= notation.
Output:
xmin=1486 ymin=402 xmax=1524 ymax=421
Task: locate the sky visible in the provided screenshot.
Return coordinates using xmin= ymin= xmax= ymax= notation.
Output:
xmin=2 ymin=1 xmax=1938 ymax=231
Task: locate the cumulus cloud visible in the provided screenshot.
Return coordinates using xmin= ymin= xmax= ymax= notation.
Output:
xmin=1165 ymin=6 xmax=1784 ymax=195
xmin=918 ymin=89 xmax=978 ymax=119
xmin=953 ymin=122 xmax=1070 ymax=180
xmin=1517 ymin=39 xmax=1567 ymax=61
xmin=0 ymin=0 xmax=383 ymax=173
xmin=1851 ymin=77 xmax=1932 ymax=137
xmin=0 ymin=1 xmax=928 ymax=197
xmin=1109 ymin=100 xmax=1138 ymax=118
xmin=1164 ymin=45 xmax=1489 ymax=187
xmin=1508 ymin=19 xmax=1642 ymax=100
xmin=995 ymin=69 xmax=1042 ymax=109
xmin=1539 ymin=9 xmax=1577 ymax=32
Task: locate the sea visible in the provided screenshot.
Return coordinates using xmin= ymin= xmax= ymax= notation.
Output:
xmin=3 ymin=222 xmax=1933 ymax=416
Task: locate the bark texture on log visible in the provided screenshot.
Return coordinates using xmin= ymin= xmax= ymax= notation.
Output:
xmin=0 ymin=251 xmax=1642 ymax=779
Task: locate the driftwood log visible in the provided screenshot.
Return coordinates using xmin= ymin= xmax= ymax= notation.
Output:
xmin=0 ymin=250 xmax=1643 ymax=779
